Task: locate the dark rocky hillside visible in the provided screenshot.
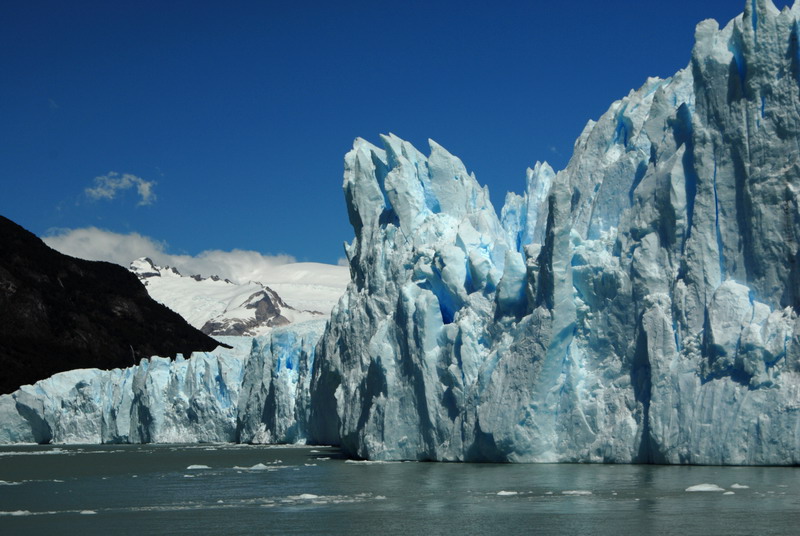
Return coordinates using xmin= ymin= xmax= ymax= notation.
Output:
xmin=0 ymin=215 xmax=224 ymax=394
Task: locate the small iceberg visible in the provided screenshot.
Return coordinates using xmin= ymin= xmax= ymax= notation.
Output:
xmin=685 ymin=484 xmax=725 ymax=492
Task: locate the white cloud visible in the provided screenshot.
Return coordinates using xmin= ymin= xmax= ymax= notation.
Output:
xmin=85 ymin=172 xmax=157 ymax=206
xmin=42 ymin=227 xmax=296 ymax=284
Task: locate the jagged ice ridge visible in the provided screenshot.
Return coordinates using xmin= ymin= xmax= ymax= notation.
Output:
xmin=308 ymin=0 xmax=800 ymax=463
xmin=3 ymin=0 xmax=800 ymax=465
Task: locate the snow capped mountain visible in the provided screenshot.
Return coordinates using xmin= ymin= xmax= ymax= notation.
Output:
xmin=130 ymin=258 xmax=346 ymax=336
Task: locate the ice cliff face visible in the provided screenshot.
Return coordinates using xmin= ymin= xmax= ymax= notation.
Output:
xmin=237 ymin=320 xmax=326 ymax=444
xmin=309 ymin=0 xmax=800 ymax=463
xmin=4 ymin=1 xmax=800 ymax=466
xmin=0 ymin=322 xmax=325 ymax=445
xmin=0 ymin=338 xmax=249 ymax=444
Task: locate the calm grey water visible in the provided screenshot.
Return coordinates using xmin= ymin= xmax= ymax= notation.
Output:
xmin=0 ymin=444 xmax=798 ymax=535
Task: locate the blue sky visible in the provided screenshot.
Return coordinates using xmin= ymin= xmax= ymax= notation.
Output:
xmin=0 ymin=0 xmax=785 ymax=268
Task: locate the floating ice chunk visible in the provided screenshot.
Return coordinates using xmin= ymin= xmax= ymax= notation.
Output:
xmin=248 ymin=463 xmax=269 ymax=470
xmin=0 ymin=480 xmax=20 ymax=486
xmin=497 ymin=491 xmax=518 ymax=496
xmin=730 ymin=483 xmax=749 ymax=489
xmin=723 ymin=491 xmax=735 ymax=495
xmin=685 ymin=484 xmax=725 ymax=492
xmin=79 ymin=510 xmax=97 ymax=515
xmin=562 ymin=490 xmax=592 ymax=496
xmin=296 ymin=493 xmax=319 ymax=500
xmin=3 ymin=510 xmax=32 ymax=516
xmin=186 ymin=464 xmax=211 ymax=470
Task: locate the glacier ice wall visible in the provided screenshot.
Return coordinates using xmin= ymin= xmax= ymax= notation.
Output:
xmin=3 ymin=1 xmax=800 ymax=466
xmin=237 ymin=320 xmax=326 ymax=443
xmin=0 ymin=337 xmax=252 ymax=444
xmin=309 ymin=0 xmax=800 ymax=463
xmin=0 ymin=323 xmax=325 ymax=446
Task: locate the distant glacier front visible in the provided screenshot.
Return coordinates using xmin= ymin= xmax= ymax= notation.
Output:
xmin=4 ymin=0 xmax=800 ymax=465
xmin=0 ymin=322 xmax=326 ymax=446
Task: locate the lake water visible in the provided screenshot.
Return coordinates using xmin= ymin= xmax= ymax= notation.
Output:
xmin=0 ymin=444 xmax=798 ymax=535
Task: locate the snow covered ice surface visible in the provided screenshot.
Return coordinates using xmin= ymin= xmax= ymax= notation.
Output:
xmin=130 ymin=258 xmax=344 ymax=336
xmin=257 ymin=262 xmax=351 ymax=315
xmin=4 ymin=1 xmax=800 ymax=466
xmin=307 ymin=0 xmax=800 ymax=464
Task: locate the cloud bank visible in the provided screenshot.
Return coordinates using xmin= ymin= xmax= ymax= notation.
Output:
xmin=85 ymin=172 xmax=157 ymax=206
xmin=42 ymin=227 xmax=297 ymax=285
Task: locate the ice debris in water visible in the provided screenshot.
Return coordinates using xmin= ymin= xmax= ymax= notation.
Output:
xmin=686 ymin=484 xmax=725 ymax=492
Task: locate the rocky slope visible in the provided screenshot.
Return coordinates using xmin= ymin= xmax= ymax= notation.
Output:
xmin=0 ymin=215 xmax=223 ymax=394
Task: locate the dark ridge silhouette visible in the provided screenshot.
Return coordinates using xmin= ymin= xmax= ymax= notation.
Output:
xmin=0 ymin=215 xmax=225 ymax=394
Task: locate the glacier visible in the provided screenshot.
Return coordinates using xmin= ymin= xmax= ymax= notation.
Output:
xmin=3 ymin=0 xmax=800 ymax=465
xmin=308 ymin=0 xmax=800 ymax=463
xmin=0 ymin=322 xmax=325 ymax=445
